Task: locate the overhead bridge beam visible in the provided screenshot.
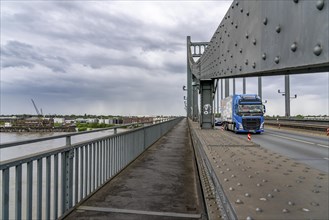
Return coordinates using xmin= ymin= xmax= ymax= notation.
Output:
xmin=189 ymin=0 xmax=329 ymax=80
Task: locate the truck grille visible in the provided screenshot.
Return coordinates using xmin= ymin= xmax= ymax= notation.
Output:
xmin=242 ymin=118 xmax=261 ymax=130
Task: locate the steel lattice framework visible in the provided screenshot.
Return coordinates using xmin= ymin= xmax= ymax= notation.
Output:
xmin=188 ymin=0 xmax=329 ymax=80
xmin=187 ymin=0 xmax=329 ymax=128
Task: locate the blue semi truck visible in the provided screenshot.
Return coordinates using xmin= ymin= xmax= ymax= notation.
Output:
xmin=221 ymin=94 xmax=265 ymax=133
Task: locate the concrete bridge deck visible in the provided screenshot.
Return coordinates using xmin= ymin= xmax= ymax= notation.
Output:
xmin=64 ymin=118 xmax=205 ymax=220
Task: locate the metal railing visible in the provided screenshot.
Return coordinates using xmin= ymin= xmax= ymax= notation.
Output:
xmin=265 ymin=118 xmax=329 ymax=132
xmin=0 ymin=117 xmax=182 ymax=220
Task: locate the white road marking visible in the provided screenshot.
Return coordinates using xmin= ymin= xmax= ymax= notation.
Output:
xmin=268 ymin=133 xmax=329 ymax=149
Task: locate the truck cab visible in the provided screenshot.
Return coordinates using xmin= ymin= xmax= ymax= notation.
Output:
xmin=221 ymin=94 xmax=265 ymax=133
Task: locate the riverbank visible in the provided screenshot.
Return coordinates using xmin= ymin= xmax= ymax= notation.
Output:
xmin=0 ymin=126 xmax=76 ymax=132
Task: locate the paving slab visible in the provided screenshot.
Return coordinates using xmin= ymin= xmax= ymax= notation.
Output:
xmin=64 ymin=118 xmax=205 ymax=220
xmin=190 ymin=120 xmax=329 ymax=220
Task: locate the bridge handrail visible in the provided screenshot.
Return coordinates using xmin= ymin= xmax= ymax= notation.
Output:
xmin=0 ymin=117 xmax=183 ymax=220
xmin=0 ymin=119 xmax=167 ymax=149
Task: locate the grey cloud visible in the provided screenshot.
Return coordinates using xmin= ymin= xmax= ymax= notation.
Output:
xmin=1 ymin=41 xmax=69 ymax=72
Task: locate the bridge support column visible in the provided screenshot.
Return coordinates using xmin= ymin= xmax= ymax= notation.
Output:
xmin=200 ymin=80 xmax=214 ymax=129
xmin=258 ymin=77 xmax=262 ymax=99
xmin=192 ymin=76 xmax=199 ymax=121
xmin=285 ymin=75 xmax=291 ymax=117
xmin=243 ymin=78 xmax=246 ymax=94
xmin=225 ymin=78 xmax=229 ymax=97
xmin=186 ymin=36 xmax=192 ymax=119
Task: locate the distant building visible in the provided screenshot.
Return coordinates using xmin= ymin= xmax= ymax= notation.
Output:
xmin=14 ymin=117 xmax=54 ymax=128
xmin=54 ymin=118 xmax=65 ymax=124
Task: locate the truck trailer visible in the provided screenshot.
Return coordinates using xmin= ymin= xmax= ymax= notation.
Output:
xmin=221 ymin=94 xmax=265 ymax=133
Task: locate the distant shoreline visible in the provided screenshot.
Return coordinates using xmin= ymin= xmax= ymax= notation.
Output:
xmin=0 ymin=126 xmax=76 ymax=132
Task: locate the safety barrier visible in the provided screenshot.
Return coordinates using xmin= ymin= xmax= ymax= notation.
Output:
xmin=0 ymin=117 xmax=183 ymax=220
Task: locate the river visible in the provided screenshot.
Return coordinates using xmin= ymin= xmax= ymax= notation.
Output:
xmin=0 ymin=129 xmax=127 ymax=219
xmin=0 ymin=129 xmax=124 ymax=161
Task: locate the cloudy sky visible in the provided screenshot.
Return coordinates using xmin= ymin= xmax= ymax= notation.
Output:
xmin=1 ymin=1 xmax=328 ymax=117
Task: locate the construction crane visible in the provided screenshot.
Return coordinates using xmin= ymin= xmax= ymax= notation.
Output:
xmin=31 ymin=99 xmax=42 ymax=116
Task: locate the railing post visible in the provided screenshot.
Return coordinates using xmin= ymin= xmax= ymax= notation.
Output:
xmin=114 ymin=128 xmax=117 ymax=134
xmin=2 ymin=168 xmax=9 ymax=220
xmin=62 ymin=136 xmax=74 ymax=213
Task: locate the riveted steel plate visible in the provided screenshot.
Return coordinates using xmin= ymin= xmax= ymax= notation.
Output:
xmin=191 ymin=0 xmax=329 ymax=80
xmin=189 ymin=120 xmax=329 ymax=220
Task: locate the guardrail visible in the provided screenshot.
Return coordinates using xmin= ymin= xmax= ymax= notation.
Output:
xmin=265 ymin=118 xmax=329 ymax=132
xmin=0 ymin=117 xmax=183 ymax=220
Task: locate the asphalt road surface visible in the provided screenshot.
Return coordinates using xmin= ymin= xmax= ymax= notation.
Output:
xmin=250 ymin=127 xmax=329 ymax=173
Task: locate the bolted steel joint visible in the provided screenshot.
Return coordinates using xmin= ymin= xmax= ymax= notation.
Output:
xmin=291 ymin=42 xmax=297 ymax=52
xmin=313 ymin=44 xmax=322 ymax=56
xmin=316 ymin=0 xmax=325 ymax=10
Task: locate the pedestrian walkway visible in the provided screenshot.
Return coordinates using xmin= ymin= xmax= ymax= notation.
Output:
xmin=64 ymin=118 xmax=205 ymax=220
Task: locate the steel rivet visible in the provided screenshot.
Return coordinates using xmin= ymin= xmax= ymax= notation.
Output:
xmin=252 ymin=39 xmax=256 ymax=45
xmin=246 ymin=217 xmax=253 ymax=220
xmin=274 ymin=56 xmax=280 ymax=64
xmin=263 ymin=17 xmax=268 ymax=25
xmin=235 ymin=24 xmax=238 ymax=29
xmin=245 ymin=59 xmax=249 ymax=65
xmin=245 ymin=193 xmax=251 ymax=197
xmin=237 ymin=182 xmax=242 ymax=186
xmin=256 ymin=208 xmax=262 ymax=212
xmin=293 ymin=0 xmax=298 ymax=3
xmin=313 ymin=44 xmax=322 ymax=56
xmin=310 ymin=202 xmax=319 ymax=206
xmin=288 ymin=201 xmax=295 ymax=206
xmin=236 ymin=199 xmax=243 ymax=204
xmin=231 ymin=174 xmax=236 ymax=178
xmin=224 ymin=178 xmax=229 ymax=182
xmin=246 ymin=11 xmax=250 ymax=16
xmin=257 ymin=183 xmax=262 ymax=187
xmin=240 ymin=48 xmax=243 ymax=53
xmin=248 ymin=175 xmax=253 ymax=178
xmin=262 ymin=53 xmax=266 ymax=60
xmin=236 ymin=2 xmax=239 ymax=6
xmin=227 ymin=168 xmax=230 ymax=171
xmin=267 ymin=194 xmax=273 ymax=198
xmin=291 ymin=42 xmax=297 ymax=52
xmin=316 ymin=0 xmax=325 ymax=10
xmin=282 ymin=209 xmax=289 ymax=213
xmin=252 ymin=62 xmax=256 ymax=68
xmin=240 ymin=8 xmax=244 ymax=13
xmin=262 ymin=179 xmax=268 ymax=183
xmin=229 ymin=187 xmax=234 ymax=191
xmin=246 ymin=33 xmax=249 ymax=39
xmin=276 ymin=25 xmax=281 ymax=33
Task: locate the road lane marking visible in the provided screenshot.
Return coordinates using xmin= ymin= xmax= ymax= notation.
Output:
xmin=317 ymin=144 xmax=329 ymax=148
xmin=267 ymin=133 xmax=329 ymax=149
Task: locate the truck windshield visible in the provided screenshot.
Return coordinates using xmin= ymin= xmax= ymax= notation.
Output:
xmin=238 ymin=104 xmax=263 ymax=116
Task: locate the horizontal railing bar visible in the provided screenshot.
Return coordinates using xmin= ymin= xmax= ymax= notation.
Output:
xmin=0 ymin=121 xmax=154 ymax=149
xmin=0 ymin=117 xmax=183 ymax=220
xmin=0 ymin=119 xmax=177 ymax=169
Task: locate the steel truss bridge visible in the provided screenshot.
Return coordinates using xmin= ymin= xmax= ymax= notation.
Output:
xmin=1 ymin=1 xmax=328 ymax=220
xmin=187 ymin=0 xmax=328 ymax=128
